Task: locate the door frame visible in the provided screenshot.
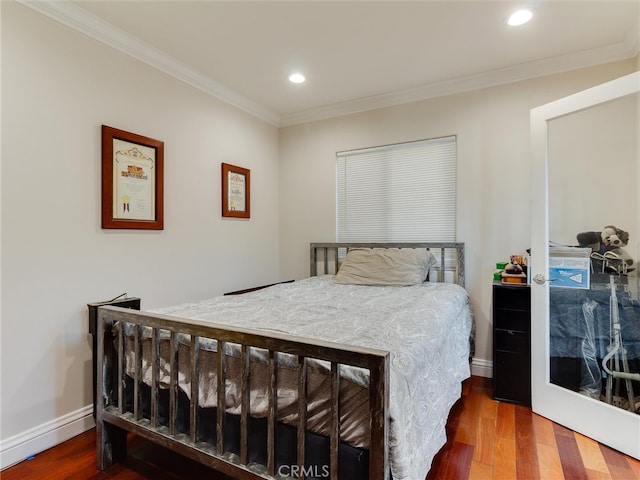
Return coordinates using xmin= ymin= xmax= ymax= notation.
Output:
xmin=530 ymin=71 xmax=640 ymax=459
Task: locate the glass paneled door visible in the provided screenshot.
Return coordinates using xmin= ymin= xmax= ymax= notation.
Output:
xmin=530 ymin=72 xmax=640 ymax=460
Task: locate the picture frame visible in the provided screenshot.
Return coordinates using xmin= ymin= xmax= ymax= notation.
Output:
xmin=222 ymin=163 xmax=250 ymax=219
xmin=101 ymin=125 xmax=164 ymax=230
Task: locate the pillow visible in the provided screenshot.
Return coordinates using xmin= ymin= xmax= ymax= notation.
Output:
xmin=334 ymin=248 xmax=436 ymax=286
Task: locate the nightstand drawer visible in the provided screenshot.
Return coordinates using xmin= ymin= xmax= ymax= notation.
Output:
xmin=495 ymin=328 xmax=529 ymax=353
xmin=493 ymin=351 xmax=531 ymax=406
xmin=493 ymin=285 xmax=530 ymax=310
xmin=494 ymin=309 xmax=530 ymax=332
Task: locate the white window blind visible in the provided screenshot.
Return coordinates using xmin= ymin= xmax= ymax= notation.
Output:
xmin=337 ymin=135 xmax=456 ymax=242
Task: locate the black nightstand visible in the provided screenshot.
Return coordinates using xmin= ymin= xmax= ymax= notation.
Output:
xmin=493 ymin=282 xmax=531 ymax=406
xmin=87 ymin=296 xmax=141 ymax=418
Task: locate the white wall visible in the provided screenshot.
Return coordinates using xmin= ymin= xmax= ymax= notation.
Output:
xmin=278 ymin=60 xmax=638 ymax=374
xmin=1 ymin=2 xmax=279 ymax=463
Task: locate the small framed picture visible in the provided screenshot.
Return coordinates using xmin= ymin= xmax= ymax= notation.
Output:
xmin=222 ymin=163 xmax=250 ymax=219
xmin=101 ymin=125 xmax=164 ymax=229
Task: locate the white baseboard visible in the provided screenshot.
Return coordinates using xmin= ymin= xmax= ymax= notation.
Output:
xmin=471 ymin=357 xmax=493 ymax=378
xmin=0 ymin=405 xmax=95 ymax=470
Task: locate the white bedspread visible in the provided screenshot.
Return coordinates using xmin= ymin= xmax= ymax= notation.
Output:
xmin=149 ymin=276 xmax=472 ymax=480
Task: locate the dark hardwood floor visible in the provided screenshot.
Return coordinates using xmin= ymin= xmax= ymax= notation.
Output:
xmin=427 ymin=377 xmax=640 ymax=480
xmin=3 ymin=376 xmax=639 ymax=479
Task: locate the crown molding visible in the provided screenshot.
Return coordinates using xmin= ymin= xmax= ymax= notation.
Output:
xmin=17 ymin=0 xmax=281 ymax=127
xmin=18 ymin=0 xmax=639 ymax=129
xmin=280 ymin=40 xmax=639 ymax=127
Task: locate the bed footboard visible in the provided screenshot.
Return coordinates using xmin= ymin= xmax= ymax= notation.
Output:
xmin=96 ymin=306 xmax=390 ymax=480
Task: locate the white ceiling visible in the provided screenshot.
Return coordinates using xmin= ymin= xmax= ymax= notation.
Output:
xmin=23 ymin=1 xmax=640 ymax=126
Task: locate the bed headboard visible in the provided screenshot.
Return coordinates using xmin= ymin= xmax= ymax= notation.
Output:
xmin=310 ymin=242 xmax=465 ymax=287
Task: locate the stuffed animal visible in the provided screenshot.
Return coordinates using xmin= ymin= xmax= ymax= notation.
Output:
xmin=577 ymin=225 xmax=634 ymax=272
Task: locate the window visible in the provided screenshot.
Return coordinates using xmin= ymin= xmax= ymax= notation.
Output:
xmin=336 ymin=135 xmax=456 ymax=242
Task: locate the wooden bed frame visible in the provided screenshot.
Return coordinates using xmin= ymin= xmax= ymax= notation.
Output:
xmin=95 ymin=242 xmax=465 ymax=479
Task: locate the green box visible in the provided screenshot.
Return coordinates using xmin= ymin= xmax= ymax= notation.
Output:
xmin=496 ymin=262 xmax=508 ymax=270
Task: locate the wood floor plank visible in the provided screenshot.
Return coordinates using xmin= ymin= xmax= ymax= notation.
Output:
xmin=600 ymin=442 xmax=636 ymax=471
xmin=473 ymin=416 xmax=496 ymax=465
xmin=454 ymin=380 xmax=483 ymax=445
xmin=493 ymin=435 xmax=517 ymax=480
xmin=607 ymin=464 xmax=638 ymax=480
xmin=496 ymin=401 xmax=515 ymax=439
xmin=515 ymin=405 xmax=537 ymax=466
xmin=516 ymin=438 xmax=539 ymax=465
xmin=555 ymin=425 xmax=589 ymax=479
xmin=628 ymin=456 xmax=640 ymax=479
xmin=516 ymin=461 xmax=540 ymax=480
xmin=585 ymin=467 xmax=613 ymax=480
xmin=469 ymin=375 xmax=491 ymax=392
xmin=536 ymin=442 xmax=565 ymax=480
xmin=468 ymin=460 xmax=493 ymax=480
xmin=454 ymin=417 xmax=478 ymax=446
xmin=574 ymin=431 xmax=610 ymax=474
xmin=1 ymin=463 xmax=37 ymax=480
xmin=532 ymin=413 xmax=557 ymax=448
xmin=553 ymin=420 xmax=577 ymax=438
xmin=426 ymin=442 xmax=452 ymax=480
xmin=442 ymin=441 xmax=474 ymax=480
xmin=479 ymin=389 xmax=499 ymax=420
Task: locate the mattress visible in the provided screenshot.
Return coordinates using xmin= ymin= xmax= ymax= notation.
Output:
xmin=121 ymin=275 xmax=473 ymax=480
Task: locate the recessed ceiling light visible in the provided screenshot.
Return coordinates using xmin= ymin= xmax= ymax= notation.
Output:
xmin=507 ymin=9 xmax=533 ymax=26
xmin=289 ymin=73 xmax=306 ymax=84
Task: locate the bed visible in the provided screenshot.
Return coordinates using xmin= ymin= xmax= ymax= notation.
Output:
xmin=94 ymin=242 xmax=472 ymax=480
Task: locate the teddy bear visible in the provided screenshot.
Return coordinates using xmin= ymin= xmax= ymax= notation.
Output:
xmin=577 ymin=225 xmax=633 ymax=273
